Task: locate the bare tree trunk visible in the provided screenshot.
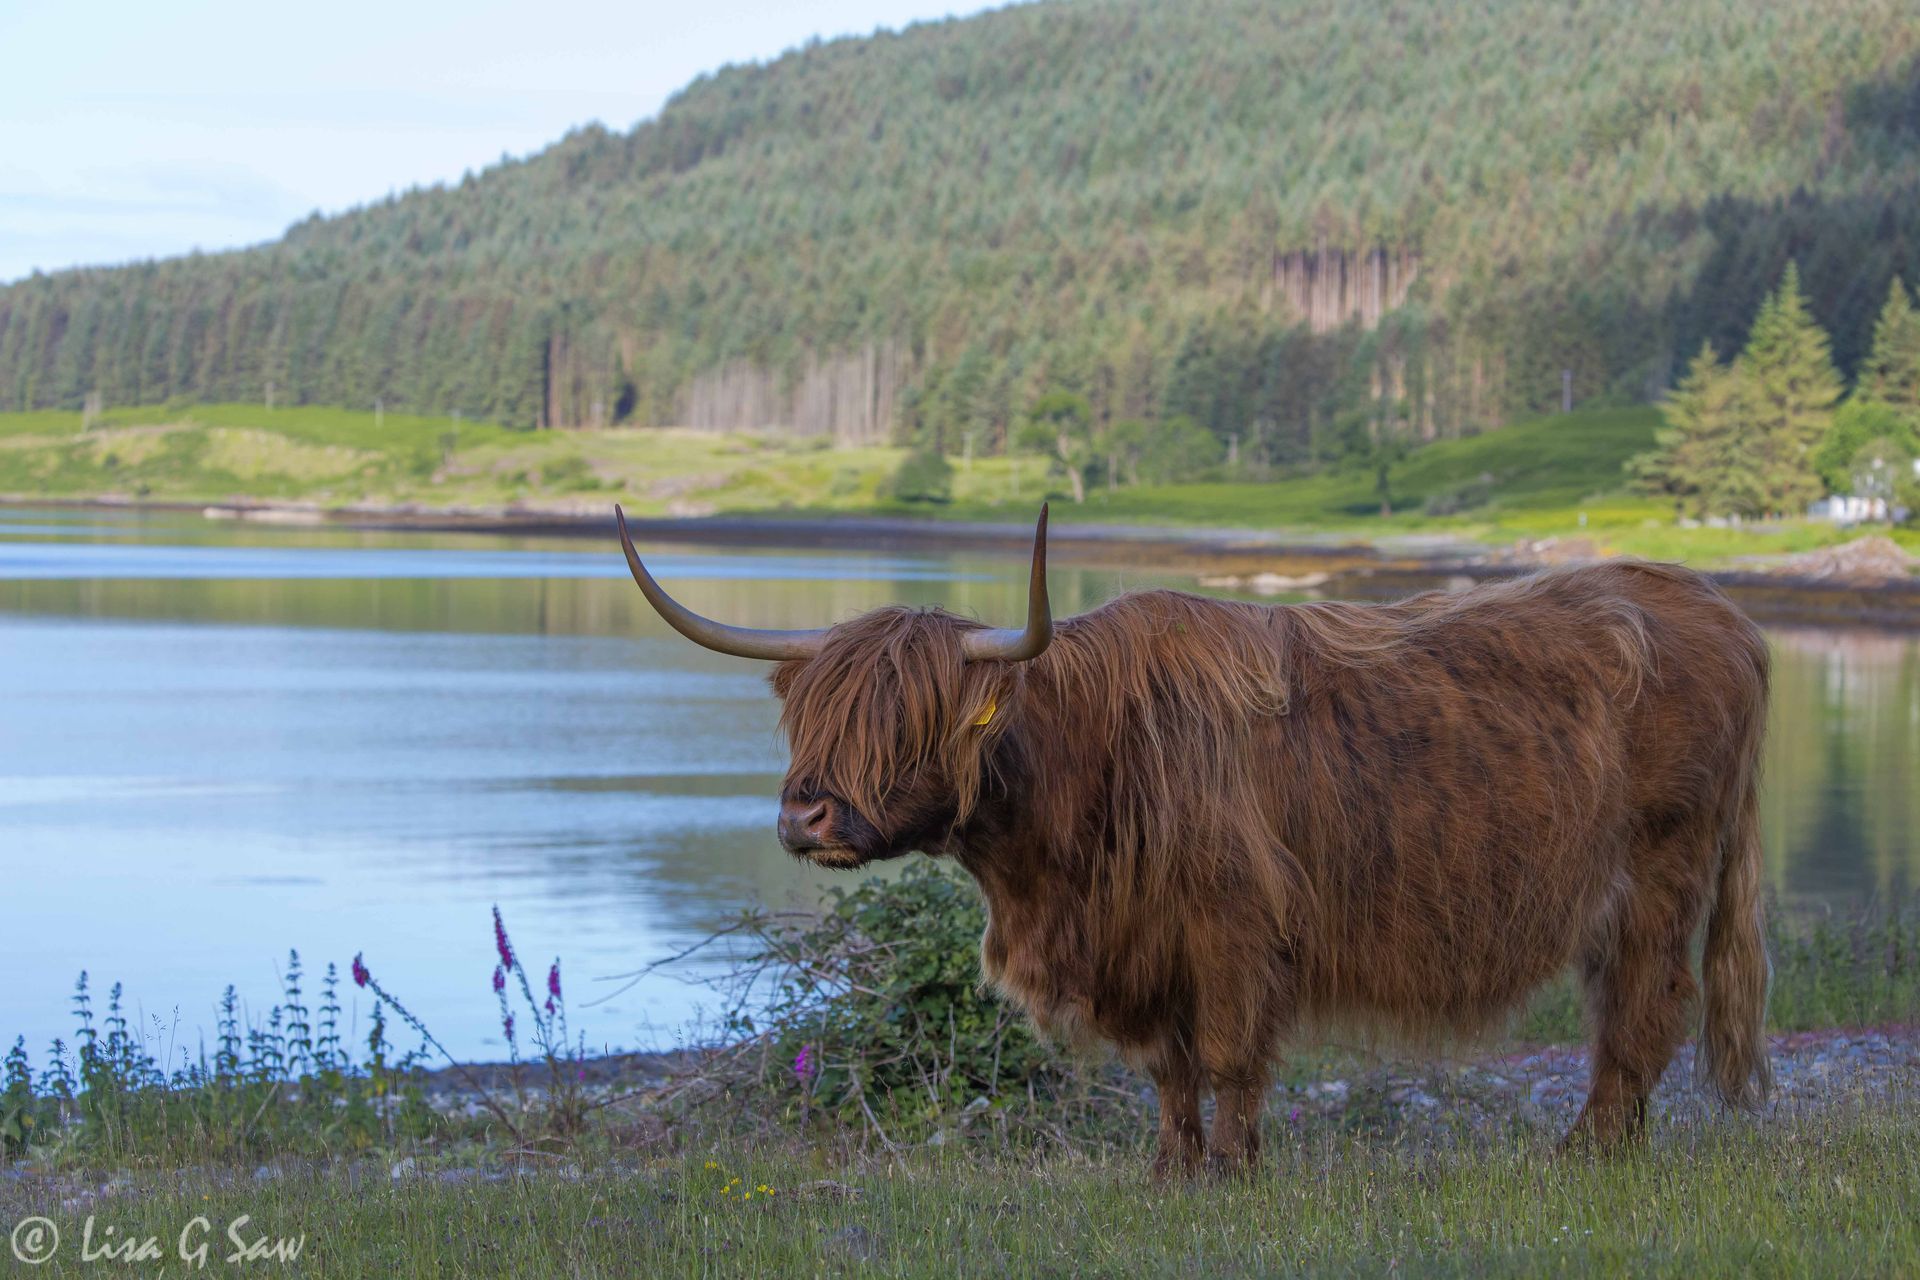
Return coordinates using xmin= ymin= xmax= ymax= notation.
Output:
xmin=1058 ymin=432 xmax=1085 ymax=503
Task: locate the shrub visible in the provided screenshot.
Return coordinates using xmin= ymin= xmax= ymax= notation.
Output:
xmin=538 ymin=454 xmax=603 ymax=491
xmin=881 ymin=448 xmax=953 ymax=503
xmin=727 ymin=861 xmax=1086 ymax=1142
xmin=1421 ymin=470 xmax=1497 ymax=516
xmin=1813 ymin=400 xmax=1919 ymax=495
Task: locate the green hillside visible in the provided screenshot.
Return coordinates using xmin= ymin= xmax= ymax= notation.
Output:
xmin=4 ymin=0 xmax=1920 ymax=462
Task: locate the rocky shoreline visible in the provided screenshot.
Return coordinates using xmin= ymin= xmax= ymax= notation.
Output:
xmin=397 ymin=1024 xmax=1920 ymax=1151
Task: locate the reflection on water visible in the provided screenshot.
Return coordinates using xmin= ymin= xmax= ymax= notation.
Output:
xmin=0 ymin=506 xmax=1913 ymax=1060
xmin=1764 ymin=628 xmax=1920 ymax=905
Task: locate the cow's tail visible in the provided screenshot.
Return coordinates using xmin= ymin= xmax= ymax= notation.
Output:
xmin=1699 ymin=775 xmax=1772 ymax=1109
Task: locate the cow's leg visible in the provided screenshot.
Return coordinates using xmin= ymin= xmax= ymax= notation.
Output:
xmin=1205 ymin=1065 xmax=1268 ymax=1177
xmin=1564 ymin=874 xmax=1701 ymax=1150
xmin=1194 ymin=943 xmax=1286 ymax=1176
xmin=1146 ymin=1046 xmax=1205 ymax=1180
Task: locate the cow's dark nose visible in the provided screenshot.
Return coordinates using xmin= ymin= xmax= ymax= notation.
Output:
xmin=778 ymin=796 xmax=833 ymax=852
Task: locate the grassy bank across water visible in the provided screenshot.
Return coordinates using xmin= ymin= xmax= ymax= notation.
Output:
xmin=4 ymin=403 xmax=1916 ymax=569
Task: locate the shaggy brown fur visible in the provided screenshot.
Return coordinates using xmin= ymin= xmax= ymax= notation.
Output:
xmin=769 ymin=561 xmax=1772 ymax=1176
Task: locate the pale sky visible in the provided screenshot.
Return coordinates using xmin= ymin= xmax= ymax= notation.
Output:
xmin=0 ymin=0 xmax=1002 ymax=283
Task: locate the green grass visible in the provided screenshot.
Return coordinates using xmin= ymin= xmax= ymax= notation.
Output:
xmin=2 ymin=403 xmax=1914 ymax=566
xmin=1039 ymin=406 xmax=1665 ymax=529
xmin=4 ymin=1108 xmax=1917 ymax=1277
xmin=0 ymin=402 xmax=1050 ymax=515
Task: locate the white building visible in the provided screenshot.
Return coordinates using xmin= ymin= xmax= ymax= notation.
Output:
xmin=1807 ymin=456 xmax=1918 ymax=525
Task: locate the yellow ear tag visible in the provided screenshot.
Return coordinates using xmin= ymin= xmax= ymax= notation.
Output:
xmin=973 ymin=700 xmax=997 ymax=728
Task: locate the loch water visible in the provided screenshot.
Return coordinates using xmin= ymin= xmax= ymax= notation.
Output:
xmin=1 ymin=506 xmax=1913 ymax=1060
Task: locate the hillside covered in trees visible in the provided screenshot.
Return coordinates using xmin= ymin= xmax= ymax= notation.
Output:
xmin=6 ymin=0 xmax=1920 ymax=470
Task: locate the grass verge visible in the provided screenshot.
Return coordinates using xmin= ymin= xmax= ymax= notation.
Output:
xmin=3 ymin=1103 xmax=1916 ymax=1277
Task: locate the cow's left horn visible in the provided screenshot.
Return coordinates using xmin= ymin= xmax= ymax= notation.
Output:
xmin=960 ymin=504 xmax=1053 ymax=662
xmin=615 ymin=505 xmax=828 ymax=661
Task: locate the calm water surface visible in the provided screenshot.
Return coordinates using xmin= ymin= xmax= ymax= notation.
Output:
xmin=1 ymin=506 xmax=1914 ymax=1061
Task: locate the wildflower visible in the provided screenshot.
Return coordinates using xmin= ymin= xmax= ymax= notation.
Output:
xmin=503 ymin=1013 xmax=516 ymax=1046
xmin=793 ymin=1044 xmax=816 ymax=1082
xmin=492 ymin=966 xmax=506 ymax=995
xmin=492 ymin=906 xmax=516 ymax=972
xmin=704 ymin=1160 xmax=719 ymax=1170
xmin=351 ymin=954 xmax=370 ymax=988
xmin=547 ymin=961 xmax=562 ymax=1002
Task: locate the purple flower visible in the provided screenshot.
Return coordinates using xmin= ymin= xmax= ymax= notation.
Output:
xmin=502 ymin=1013 xmax=516 ymax=1046
xmin=492 ymin=965 xmax=506 ymax=995
xmin=1288 ymin=1107 xmax=1301 ymax=1124
xmin=547 ymin=961 xmax=562 ymax=1002
xmin=351 ymin=954 xmax=370 ymax=988
xmin=492 ymin=906 xmax=516 ymax=972
xmin=793 ymin=1044 xmax=816 ymax=1082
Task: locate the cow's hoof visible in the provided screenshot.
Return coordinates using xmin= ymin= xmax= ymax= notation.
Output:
xmin=1203 ymin=1152 xmax=1257 ymax=1183
xmin=1150 ymin=1151 xmax=1204 ymax=1183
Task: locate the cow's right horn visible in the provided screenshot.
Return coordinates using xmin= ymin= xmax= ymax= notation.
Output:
xmin=615 ymin=505 xmax=828 ymax=661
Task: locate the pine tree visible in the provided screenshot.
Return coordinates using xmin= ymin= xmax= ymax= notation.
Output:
xmin=1734 ymin=263 xmax=1842 ymax=516
xmin=1631 ymin=342 xmax=1743 ymax=518
xmin=1856 ymin=276 xmax=1920 ymax=415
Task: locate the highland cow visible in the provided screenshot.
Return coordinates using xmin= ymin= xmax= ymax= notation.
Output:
xmin=615 ymin=504 xmax=1772 ymax=1176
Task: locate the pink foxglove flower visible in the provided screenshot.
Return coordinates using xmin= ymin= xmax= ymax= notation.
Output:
xmin=351 ymin=954 xmax=370 ymax=988
xmin=492 ymin=906 xmax=516 ymax=972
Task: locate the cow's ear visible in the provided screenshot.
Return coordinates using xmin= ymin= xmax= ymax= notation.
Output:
xmin=768 ymin=661 xmax=802 ymax=699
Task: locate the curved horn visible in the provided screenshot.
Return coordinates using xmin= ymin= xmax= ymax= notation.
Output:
xmin=961 ymin=504 xmax=1053 ymax=662
xmin=615 ymin=505 xmax=828 ymax=661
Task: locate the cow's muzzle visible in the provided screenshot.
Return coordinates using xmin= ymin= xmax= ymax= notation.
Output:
xmin=777 ymin=795 xmax=836 ymax=855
